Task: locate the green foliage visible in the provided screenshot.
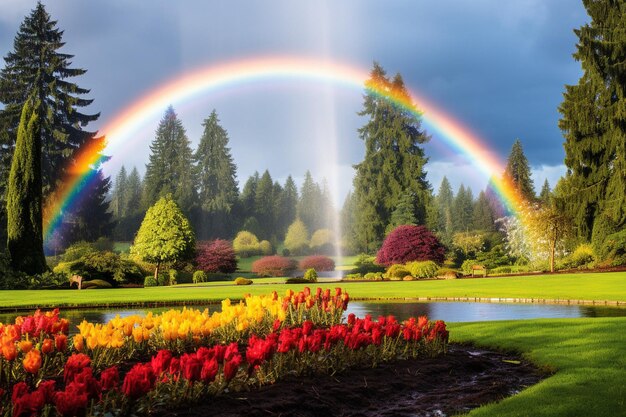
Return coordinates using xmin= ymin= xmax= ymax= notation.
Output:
xmin=342 ymin=273 xmax=363 ymax=280
xmin=130 ymin=195 xmax=195 ymax=278
xmin=436 ymin=268 xmax=459 ymax=279
xmin=434 ymin=177 xmax=454 ymax=245
xmin=386 ymin=192 xmax=418 ymax=233
xmin=603 ymin=229 xmax=626 ymax=266
xmin=254 ymin=170 xmax=276 ymax=239
xmin=349 ymin=254 xmax=385 ymax=275
xmin=385 ymin=264 xmax=410 ymax=280
xmin=284 ymin=219 xmax=309 ymax=255
xmin=6 ymin=96 xmax=47 ymax=275
xmin=559 ymin=1 xmax=626 ymax=239
xmin=192 ymin=270 xmax=208 ymax=284
xmin=503 ymin=139 xmax=535 ymax=201
xmin=233 ymin=230 xmax=261 ymax=257
xmin=475 ymin=244 xmax=513 ymax=270
xmin=591 ymin=214 xmax=617 ymax=261
xmin=61 ymin=241 xmax=98 ymax=262
xmin=452 ymin=185 xmax=474 ymax=233
xmin=303 ymin=268 xmax=318 ymax=283
xmin=142 ymin=107 xmax=197 ymax=213
xmin=0 ymin=3 xmax=104 ymax=243
xmin=276 ymin=175 xmax=299 ymax=239
xmin=297 ymin=171 xmax=330 ymax=234
xmin=452 ymin=231 xmax=485 ymax=258
xmin=364 ymin=272 xmax=384 ymax=280
xmin=461 ymin=259 xmax=480 ymax=275
xmin=234 ymin=277 xmax=253 ymax=285
xmin=285 ymin=277 xmax=311 ymax=284
xmin=259 ymin=240 xmax=273 ymax=256
xmin=568 ymin=244 xmax=595 ymax=269
xmin=168 ymin=269 xmax=179 ymax=285
xmin=144 ymin=276 xmax=158 ymax=287
xmin=54 ymin=251 xmax=144 ymax=285
xmin=472 ymin=191 xmax=496 ymax=232
xmin=352 ymin=63 xmax=432 ymax=253
xmin=310 ymin=228 xmax=334 ymax=252
xmin=157 ymin=273 xmax=170 ymax=286
xmin=82 ymin=279 xmax=113 ymax=289
xmin=405 ymin=260 xmax=438 ymax=278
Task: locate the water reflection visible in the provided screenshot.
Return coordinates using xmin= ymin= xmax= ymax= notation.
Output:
xmin=1 ymin=302 xmax=625 ymax=335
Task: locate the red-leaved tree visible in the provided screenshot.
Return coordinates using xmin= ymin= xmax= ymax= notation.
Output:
xmin=298 ymin=255 xmax=335 ymax=271
xmin=375 ymin=225 xmax=445 ymax=266
xmin=251 ymin=256 xmax=297 ymax=277
xmin=196 ymin=240 xmax=238 ymax=273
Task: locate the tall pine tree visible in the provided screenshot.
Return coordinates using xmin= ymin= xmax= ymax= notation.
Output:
xmin=7 ymin=97 xmax=47 ymax=274
xmin=112 ymin=166 xmax=128 ymax=219
xmin=452 ymin=185 xmax=474 ymax=233
xmin=503 ymin=139 xmax=535 ymax=202
xmin=353 ymin=63 xmax=431 ymax=252
xmin=472 ymin=190 xmax=495 ymax=231
xmin=254 ymin=170 xmax=275 ymax=240
xmin=298 ymin=171 xmax=323 ymax=233
xmin=143 ymin=106 xmax=197 ymax=215
xmin=0 ymin=3 xmax=106 ymax=244
xmin=559 ymin=0 xmax=626 ymax=239
xmin=435 ymin=177 xmax=454 ymax=245
xmin=276 ymin=175 xmax=298 ymax=239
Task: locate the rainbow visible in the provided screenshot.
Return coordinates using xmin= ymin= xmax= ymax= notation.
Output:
xmin=42 ymin=56 xmax=526 ymax=242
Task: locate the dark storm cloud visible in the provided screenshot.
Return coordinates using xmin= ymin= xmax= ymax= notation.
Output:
xmin=0 ymin=0 xmax=589 ymax=198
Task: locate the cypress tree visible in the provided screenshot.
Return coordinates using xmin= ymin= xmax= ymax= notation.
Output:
xmin=254 ymin=170 xmax=275 ymax=239
xmin=503 ymin=139 xmax=535 ymax=202
xmin=125 ymin=167 xmax=142 ymax=216
xmin=143 ymin=106 xmax=197 ymax=214
xmin=7 ymin=97 xmax=47 ymax=274
xmin=0 ymin=3 xmax=104 ymax=242
xmin=298 ymin=171 xmax=323 ymax=233
xmin=452 ymin=185 xmax=474 ymax=233
xmin=539 ymin=179 xmax=552 ymax=206
xmin=240 ymin=172 xmax=259 ymax=220
xmin=435 ymin=177 xmax=454 ymax=244
xmin=113 ymin=166 xmax=128 ymax=219
xmin=277 ymin=175 xmax=298 ymax=238
xmin=472 ymin=190 xmax=495 ymax=231
xmin=353 ymin=63 xmax=431 ymax=252
xmin=559 ymin=0 xmax=626 ymax=239
xmin=194 ymin=110 xmax=239 ymax=213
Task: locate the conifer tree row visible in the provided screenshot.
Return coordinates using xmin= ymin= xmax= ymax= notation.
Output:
xmin=559 ymin=0 xmax=626 ymax=240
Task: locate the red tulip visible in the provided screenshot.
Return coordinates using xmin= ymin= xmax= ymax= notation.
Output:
xmin=100 ymin=366 xmax=120 ymax=391
xmin=122 ymin=363 xmax=155 ymax=399
xmin=64 ymin=353 xmax=91 ymax=383
xmin=201 ymin=358 xmax=219 ymax=383
xmin=223 ymin=354 xmax=242 ymax=382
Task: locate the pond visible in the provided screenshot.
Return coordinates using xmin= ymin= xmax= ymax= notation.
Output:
xmin=2 ymin=301 xmax=625 ymax=334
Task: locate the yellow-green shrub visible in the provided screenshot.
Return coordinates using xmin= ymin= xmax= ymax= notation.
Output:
xmin=234 ymin=277 xmax=253 ymax=285
xmin=405 ymin=260 xmax=439 ymax=278
xmin=386 ymin=264 xmax=410 ymax=280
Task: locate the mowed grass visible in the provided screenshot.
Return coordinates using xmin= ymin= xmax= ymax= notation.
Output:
xmin=236 ymin=254 xmax=357 ymax=273
xmin=449 ymin=318 xmax=626 ymax=417
xmin=1 ymin=271 xmax=625 ymax=310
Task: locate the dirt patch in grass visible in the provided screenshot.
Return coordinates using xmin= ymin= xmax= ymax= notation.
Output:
xmin=161 ymin=344 xmax=544 ymax=417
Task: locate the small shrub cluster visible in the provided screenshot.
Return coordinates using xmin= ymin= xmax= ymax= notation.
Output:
xmin=298 ymin=255 xmax=335 ymax=272
xmin=376 ymin=225 xmax=445 ymax=266
xmin=196 ymin=239 xmax=238 ymax=273
xmin=144 ymin=276 xmax=158 ymax=287
xmin=405 ymin=261 xmax=439 ymax=278
xmin=436 ymin=268 xmax=459 ymax=279
xmin=303 ymin=268 xmax=318 ymax=282
xmin=53 ymin=251 xmax=144 ymax=285
xmin=309 ymin=228 xmax=335 ymax=254
xmin=251 ymin=256 xmax=296 ymax=277
xmin=259 ymin=240 xmax=273 ymax=256
xmin=193 ymin=270 xmax=208 ymax=284
xmin=557 ymin=244 xmax=595 ymax=270
xmin=284 ymin=219 xmax=309 ymax=255
xmin=385 ymin=264 xmax=410 ymax=280
xmin=348 ymin=253 xmax=385 ymax=275
xmin=233 ymin=231 xmax=261 ymax=258
xmin=234 ymin=277 xmax=253 ymax=285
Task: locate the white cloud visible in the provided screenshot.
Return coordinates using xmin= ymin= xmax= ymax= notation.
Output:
xmin=531 ymin=164 xmax=567 ymax=191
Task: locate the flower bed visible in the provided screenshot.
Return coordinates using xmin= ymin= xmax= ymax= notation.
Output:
xmin=0 ymin=288 xmax=448 ymax=416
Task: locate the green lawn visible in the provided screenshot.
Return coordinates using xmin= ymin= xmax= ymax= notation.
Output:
xmin=1 ymin=271 xmax=625 ymax=310
xmin=450 ymin=318 xmax=626 ymax=416
xmin=236 ymin=254 xmax=358 ymax=273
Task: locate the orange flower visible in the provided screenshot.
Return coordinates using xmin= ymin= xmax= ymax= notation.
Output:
xmin=73 ymin=334 xmax=84 ymax=352
xmin=23 ymin=349 xmax=42 ymax=374
xmin=41 ymin=338 xmax=54 ymax=354
xmin=2 ymin=342 xmax=17 ymax=361
xmin=55 ymin=334 xmax=67 ymax=352
xmin=18 ymin=340 xmax=32 ymax=353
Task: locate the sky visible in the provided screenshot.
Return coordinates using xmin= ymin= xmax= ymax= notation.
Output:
xmin=0 ymin=0 xmax=589 ymax=206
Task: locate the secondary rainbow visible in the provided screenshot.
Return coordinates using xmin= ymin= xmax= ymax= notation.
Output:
xmin=43 ymin=56 xmax=526 ymax=242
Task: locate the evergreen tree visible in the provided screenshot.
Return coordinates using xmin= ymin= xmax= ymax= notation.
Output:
xmin=386 ymin=192 xmax=417 ymax=233
xmin=453 ymin=185 xmax=474 ymax=232
xmin=503 ymin=139 xmax=535 ymax=202
xmin=485 ymin=175 xmax=507 ymax=219
xmin=240 ymin=172 xmax=259 ymax=220
xmin=194 ymin=110 xmax=239 ymax=213
xmin=276 ymin=175 xmax=298 ymax=239
xmin=63 ymin=169 xmax=115 ymax=243
xmin=539 ymin=179 xmax=552 ymax=206
xmin=353 ymin=63 xmax=431 ymax=252
xmin=340 ymin=191 xmax=358 ymax=254
xmin=112 ymin=166 xmax=128 ymax=219
xmin=559 ymin=0 xmax=626 ymax=239
xmin=6 ymin=97 xmax=47 ymax=274
xmin=472 ymin=190 xmax=495 ymax=231
xmin=142 ymin=106 xmax=197 ymax=214
xmin=320 ymin=179 xmax=335 ymax=232
xmin=435 ymin=177 xmax=454 ymax=244
xmin=298 ymin=171 xmax=323 ymax=233
xmin=125 ymin=167 xmax=142 ymax=216
xmin=0 ymin=3 xmax=103 ymax=241
xmin=254 ymin=170 xmax=275 ymax=239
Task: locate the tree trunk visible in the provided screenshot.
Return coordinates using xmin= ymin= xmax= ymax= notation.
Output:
xmin=154 ymin=261 xmax=160 ymax=284
xmin=550 ymin=239 xmax=555 ymax=273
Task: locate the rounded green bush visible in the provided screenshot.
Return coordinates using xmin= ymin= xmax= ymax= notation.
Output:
xmin=169 ymin=269 xmax=179 ymax=285
xmin=234 ymin=277 xmax=253 ymax=285
xmin=304 ymin=268 xmax=318 ymax=282
xmin=144 ymin=276 xmax=158 ymax=287
xmin=385 ymin=264 xmax=410 ymax=280
xmin=82 ymin=279 xmax=113 ymax=289
xmin=405 ymin=260 xmax=439 ymax=278
xmin=193 ymin=270 xmax=208 ymax=284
